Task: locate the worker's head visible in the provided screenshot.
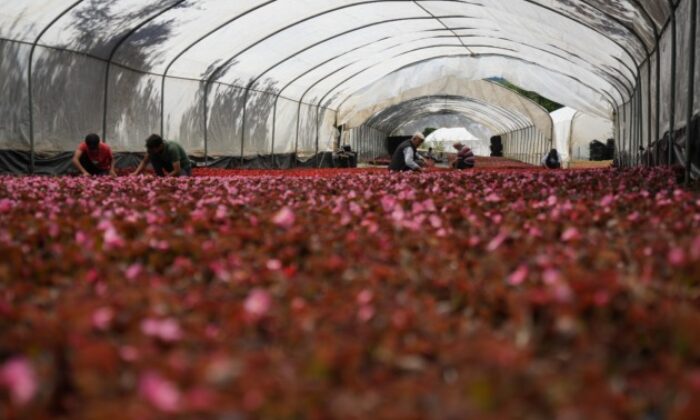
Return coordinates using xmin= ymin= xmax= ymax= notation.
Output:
xmin=85 ymin=133 xmax=100 ymax=150
xmin=411 ymin=132 xmax=425 ymax=147
xmin=452 ymin=142 xmax=464 ymax=151
xmin=146 ymin=134 xmax=165 ymax=155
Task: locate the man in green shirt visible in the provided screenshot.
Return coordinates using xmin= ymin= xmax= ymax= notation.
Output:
xmin=132 ymin=134 xmax=192 ymax=177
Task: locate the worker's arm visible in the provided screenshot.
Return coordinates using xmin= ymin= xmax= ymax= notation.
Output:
xmin=108 ymin=150 xmax=117 ymax=176
xmin=403 ymin=147 xmax=422 ymax=171
xmin=166 ymin=161 xmax=181 ymax=177
xmin=131 ymin=154 xmax=150 ymax=176
xmin=72 ymin=148 xmax=91 ymax=176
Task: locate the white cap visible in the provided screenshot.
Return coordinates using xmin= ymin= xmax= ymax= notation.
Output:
xmin=412 ymin=132 xmax=425 ymax=140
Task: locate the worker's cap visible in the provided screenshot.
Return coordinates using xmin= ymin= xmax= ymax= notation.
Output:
xmin=412 ymin=132 xmax=425 ymax=141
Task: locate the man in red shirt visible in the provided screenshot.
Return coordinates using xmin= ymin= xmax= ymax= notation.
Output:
xmin=72 ymin=133 xmax=116 ymax=176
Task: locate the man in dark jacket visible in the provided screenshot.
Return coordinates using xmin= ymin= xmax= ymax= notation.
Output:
xmin=389 ymin=132 xmax=426 ymax=172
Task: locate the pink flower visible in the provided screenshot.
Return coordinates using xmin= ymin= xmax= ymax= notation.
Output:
xmin=103 ymin=227 xmax=125 ymax=249
xmin=125 ymin=263 xmax=143 ymax=281
xmin=272 ymin=207 xmax=295 ymax=229
xmin=141 ymin=318 xmax=183 ymax=342
xmin=92 ymin=307 xmax=114 ymax=331
xmin=244 ymin=289 xmax=272 ymax=318
xmin=561 ymin=227 xmax=581 ymax=242
xmin=668 ymin=247 xmax=686 ymax=267
xmin=357 ymin=305 xmax=375 ymax=322
xmin=0 ymin=198 xmax=15 ymax=214
xmin=380 ymin=195 xmax=397 ymax=212
xmin=691 ymin=236 xmax=700 ymax=260
xmin=600 ymin=194 xmax=614 ymax=207
xmin=356 ymin=289 xmax=374 ymax=305
xmin=485 ymin=193 xmax=502 ymax=203
xmin=508 ymin=265 xmax=528 ymax=286
xmin=0 ymin=357 xmax=37 ymax=406
xmin=139 ymin=372 xmax=181 ymax=412
xmin=266 ymin=259 xmax=282 ymax=271
xmin=85 ymin=269 xmax=100 ymax=283
xmin=487 ymin=232 xmax=508 ymax=252
xmin=429 ymin=215 xmax=442 ymax=229
xmin=120 ymin=346 xmax=140 ymax=362
xmin=543 ymin=269 xmax=561 ymax=286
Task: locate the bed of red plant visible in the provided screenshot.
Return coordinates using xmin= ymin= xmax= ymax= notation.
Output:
xmin=1 ymin=168 xmax=700 ymax=418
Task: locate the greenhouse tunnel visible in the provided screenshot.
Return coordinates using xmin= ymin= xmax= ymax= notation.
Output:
xmin=0 ymin=0 xmax=698 ymax=177
xmin=339 ymin=78 xmax=553 ymax=164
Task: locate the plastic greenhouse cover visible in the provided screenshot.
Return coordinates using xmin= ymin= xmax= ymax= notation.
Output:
xmin=393 ymin=114 xmax=493 ymax=139
xmin=339 ymin=79 xmax=553 ymax=137
xmin=0 ymin=0 xmax=663 ymax=112
xmin=364 ymin=95 xmax=535 ymax=135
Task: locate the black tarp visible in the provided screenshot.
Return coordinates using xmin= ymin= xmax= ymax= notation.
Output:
xmin=0 ymin=151 xmax=336 ymax=175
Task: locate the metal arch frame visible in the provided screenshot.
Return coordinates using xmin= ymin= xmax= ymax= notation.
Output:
xmin=364 ymin=95 xmax=532 ymax=129
xmin=318 ymin=52 xmax=622 ymax=154
xmin=237 ymin=17 xmax=465 ymax=162
xmin=295 ymin=37 xmax=625 ymax=155
xmin=578 ymin=0 xmax=653 ymax=59
xmin=380 ymin=106 xmax=530 ymax=135
xmin=360 ymin=95 xmax=548 ymax=164
xmin=256 ymin=24 xmax=633 ymax=110
xmin=195 ymin=0 xmax=648 ymax=158
xmin=201 ymin=0 xmax=427 ymax=162
xmin=667 ymin=0 xmax=677 ymax=167
xmin=27 ymin=0 xmax=85 ymax=174
xmin=311 ymin=51 xmax=623 ymax=157
xmin=158 ymin=0 xmax=280 ymax=162
xmin=18 ymin=0 xmax=666 ymax=168
xmin=623 ymin=0 xmax=660 ymax=159
xmin=389 ymin=110 xmax=496 ymax=135
xmin=321 ymin=41 xmax=628 ymax=108
xmin=435 ymin=31 xmax=635 ymax=95
xmin=101 ymin=0 xmax=188 ymax=143
xmin=263 ymin=27 xmax=629 ymax=158
xmin=364 ymin=95 xmax=535 ymax=133
xmin=684 ymin=0 xmax=697 ymax=183
xmin=358 ymin=81 xmax=555 ymax=135
xmin=329 ymin=52 xmax=621 ymax=117
xmin=411 ymin=0 xmax=473 ymax=55
xmin=390 ymin=110 xmax=514 ymax=136
xmin=207 ymin=0 xmax=644 ymax=91
xmin=528 ymin=0 xmax=644 ymax=67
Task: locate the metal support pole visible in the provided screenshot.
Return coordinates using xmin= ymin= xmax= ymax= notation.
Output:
xmin=686 ymin=0 xmax=697 ymax=184
xmin=655 ymin=47 xmax=661 ymax=166
xmin=646 ymin=59 xmax=652 ymax=166
xmin=27 ymin=0 xmax=84 ymax=174
xmin=668 ymin=6 xmax=677 ymax=166
xmin=623 ymin=102 xmax=627 ymax=167
xmin=238 ymin=88 xmax=250 ymax=166
xmin=102 ymin=0 xmax=186 ymax=143
xmin=271 ymin=96 xmax=278 ymax=169
xmin=203 ymin=82 xmax=209 ymax=166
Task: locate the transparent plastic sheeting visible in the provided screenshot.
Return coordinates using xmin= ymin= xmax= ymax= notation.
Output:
xmin=364 ymin=96 xmax=540 ymax=137
xmin=394 ymin=115 xmax=494 ymax=141
xmin=0 ymin=0 xmax=693 ymax=163
xmin=502 ymin=127 xmax=550 ymax=167
xmin=343 ymin=126 xmax=387 ymax=163
xmin=341 ymin=79 xmax=553 ymax=139
xmin=550 ymin=108 xmax=614 ymax=161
